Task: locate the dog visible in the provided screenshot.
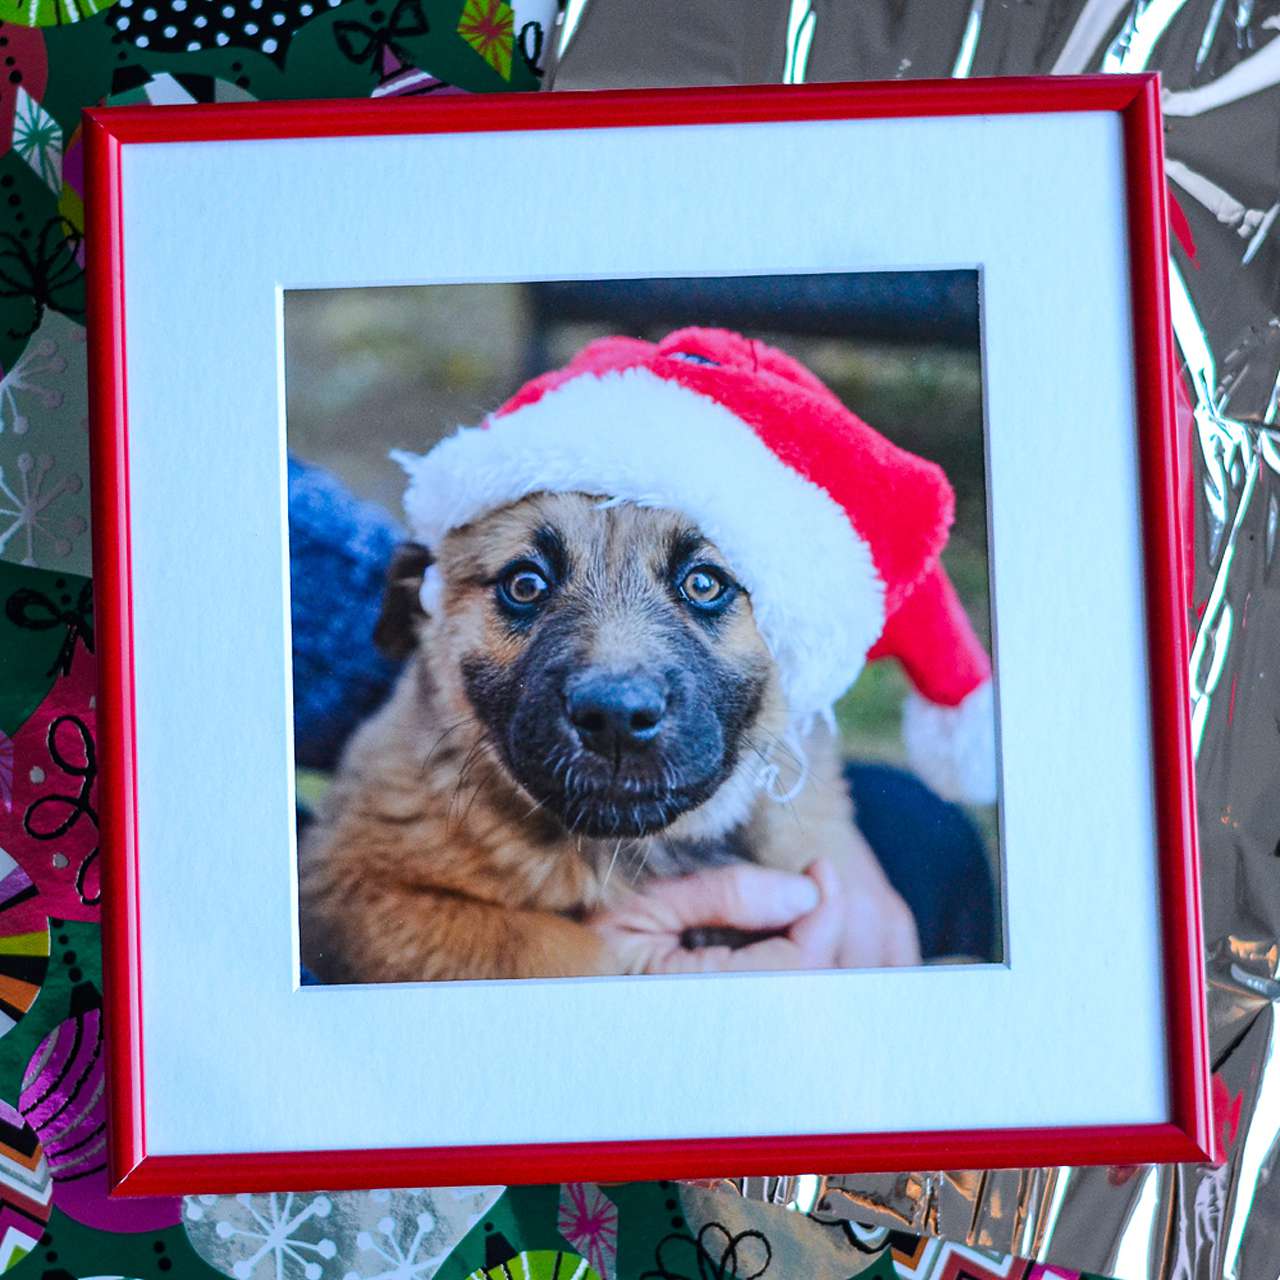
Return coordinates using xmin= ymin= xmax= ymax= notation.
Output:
xmin=297 ymin=491 xmax=900 ymax=983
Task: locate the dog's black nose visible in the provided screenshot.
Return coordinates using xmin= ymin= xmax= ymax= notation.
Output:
xmin=565 ymin=672 xmax=667 ymax=755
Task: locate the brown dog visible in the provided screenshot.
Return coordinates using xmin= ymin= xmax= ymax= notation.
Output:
xmin=298 ymin=492 xmax=916 ymax=983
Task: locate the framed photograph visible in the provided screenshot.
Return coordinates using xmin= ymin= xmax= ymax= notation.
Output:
xmin=86 ymin=75 xmax=1212 ymax=1194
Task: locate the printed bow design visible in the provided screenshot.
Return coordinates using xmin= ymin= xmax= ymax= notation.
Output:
xmin=0 ymin=646 xmax=102 ymax=921
xmin=333 ymin=0 xmax=430 ymax=72
xmin=0 ymin=217 xmax=84 ymax=344
xmin=23 ymin=712 xmax=95 ymax=840
xmin=22 ymin=710 xmax=100 ymax=909
xmin=5 ymin=577 xmax=93 ymax=678
xmin=643 ymin=1222 xmax=774 ymax=1280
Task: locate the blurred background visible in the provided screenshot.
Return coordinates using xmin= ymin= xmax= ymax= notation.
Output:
xmin=283 ymin=272 xmax=996 ymax=849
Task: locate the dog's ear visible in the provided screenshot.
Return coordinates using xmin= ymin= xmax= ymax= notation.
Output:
xmin=374 ymin=541 xmax=434 ymax=660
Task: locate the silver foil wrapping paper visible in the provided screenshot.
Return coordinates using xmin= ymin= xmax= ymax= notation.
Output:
xmin=548 ymin=3 xmax=1280 ymax=1278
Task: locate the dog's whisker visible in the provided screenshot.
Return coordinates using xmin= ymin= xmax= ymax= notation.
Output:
xmin=452 ymin=769 xmax=491 ymax=831
xmin=522 ymin=793 xmax=551 ymax=822
xmin=627 ymin=843 xmax=653 ymax=884
xmin=751 ymin=728 xmax=800 ymax=767
xmin=417 ymin=715 xmax=480 ymax=778
xmin=521 ymin=840 xmax=567 ymax=898
xmin=752 ymin=728 xmax=805 ymax=770
xmin=445 ymin=737 xmax=496 ymax=834
xmin=444 ymin=778 xmax=476 ymax=834
xmin=456 ymin=735 xmax=495 ymax=785
xmin=448 ymin=763 xmax=484 ymax=816
xmin=601 ymin=838 xmax=625 ymax=892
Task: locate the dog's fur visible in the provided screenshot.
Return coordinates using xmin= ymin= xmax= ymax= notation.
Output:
xmin=298 ymin=492 xmax=870 ymax=983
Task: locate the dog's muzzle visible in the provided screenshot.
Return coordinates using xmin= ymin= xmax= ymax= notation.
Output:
xmin=563 ymin=669 xmax=667 ymax=759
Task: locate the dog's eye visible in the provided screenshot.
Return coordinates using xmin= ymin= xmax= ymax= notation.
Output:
xmin=679 ymin=566 xmax=728 ymax=608
xmin=498 ymin=565 xmax=551 ymax=609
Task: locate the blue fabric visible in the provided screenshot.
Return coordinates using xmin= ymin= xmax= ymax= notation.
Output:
xmin=288 ymin=452 xmax=998 ymax=964
xmin=288 ymin=456 xmax=404 ymax=770
xmin=846 ymin=762 xmax=997 ymax=962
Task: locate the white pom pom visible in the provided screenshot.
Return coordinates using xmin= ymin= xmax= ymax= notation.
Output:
xmin=418 ymin=563 xmax=444 ymax=616
xmin=901 ymin=680 xmax=997 ymax=804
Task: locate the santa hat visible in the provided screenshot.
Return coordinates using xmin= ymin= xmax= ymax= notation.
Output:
xmin=394 ymin=326 xmax=996 ymax=805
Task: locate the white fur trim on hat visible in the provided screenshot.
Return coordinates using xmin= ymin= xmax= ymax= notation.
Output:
xmin=393 ymin=366 xmax=885 ymax=721
xmin=901 ymin=680 xmax=997 ymax=804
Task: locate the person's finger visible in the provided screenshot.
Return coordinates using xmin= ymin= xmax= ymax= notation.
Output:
xmin=639 ymin=863 xmax=821 ymax=932
xmin=702 ymin=936 xmax=811 ymax=971
xmin=588 ymin=919 xmax=665 ymax=974
xmin=647 ymin=944 xmax=739 ymax=974
xmin=833 ymin=890 xmax=898 ymax=968
xmin=787 ymin=858 xmax=845 ymax=968
xmin=880 ymin=896 xmax=922 ymax=966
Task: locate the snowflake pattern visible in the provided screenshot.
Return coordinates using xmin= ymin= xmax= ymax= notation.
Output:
xmin=185 ymin=1192 xmax=338 ymax=1280
xmin=0 ymin=451 xmax=84 ymax=568
xmin=338 ymin=1187 xmax=503 ymax=1280
xmin=456 ymin=0 xmax=513 ymax=79
xmin=0 ymin=312 xmax=89 ymax=573
xmin=10 ymin=89 xmax=61 ymax=193
xmin=186 ymin=1186 xmax=504 ymax=1280
xmin=557 ymin=1184 xmax=617 ymax=1280
xmin=344 ymin=1208 xmax=445 ymax=1280
xmin=0 ymin=329 xmax=65 ymax=437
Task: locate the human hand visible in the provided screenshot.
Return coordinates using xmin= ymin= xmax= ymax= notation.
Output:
xmin=589 ymin=860 xmax=852 ymax=974
xmin=824 ymin=836 xmax=921 ymax=968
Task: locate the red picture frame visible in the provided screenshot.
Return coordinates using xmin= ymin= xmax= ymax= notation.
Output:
xmin=85 ymin=73 xmax=1213 ymax=1195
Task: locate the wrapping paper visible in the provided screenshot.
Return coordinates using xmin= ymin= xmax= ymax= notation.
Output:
xmin=549 ymin=3 xmax=1280 ymax=1279
xmin=0 ymin=2 xmax=1010 ymax=1277
xmin=0 ymin=0 xmax=1272 ymax=1274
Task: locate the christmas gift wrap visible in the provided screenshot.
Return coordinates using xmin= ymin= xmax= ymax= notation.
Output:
xmin=548 ymin=3 xmax=1280 ymax=1280
xmin=0 ymin=1 xmax=946 ymax=1277
xmin=0 ymin=1 xmax=1268 ymax=1277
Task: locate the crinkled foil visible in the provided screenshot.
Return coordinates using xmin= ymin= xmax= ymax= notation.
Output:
xmin=548 ymin=4 xmax=1280 ymax=1279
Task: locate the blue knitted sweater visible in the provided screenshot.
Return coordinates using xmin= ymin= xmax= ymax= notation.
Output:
xmin=288 ymin=455 xmax=403 ymax=771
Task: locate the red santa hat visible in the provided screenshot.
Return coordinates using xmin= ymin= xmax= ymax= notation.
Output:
xmin=394 ymin=326 xmax=996 ymax=804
